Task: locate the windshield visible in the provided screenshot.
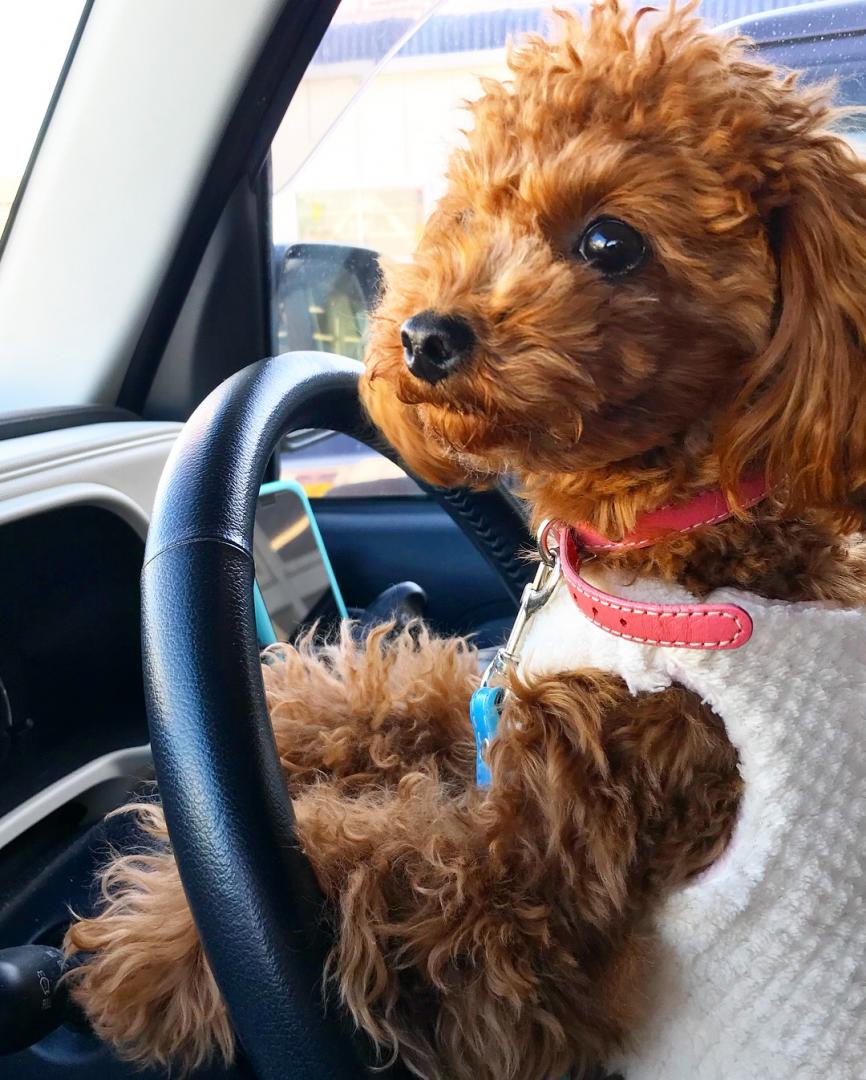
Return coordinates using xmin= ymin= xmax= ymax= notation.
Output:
xmin=0 ymin=0 xmax=87 ymax=242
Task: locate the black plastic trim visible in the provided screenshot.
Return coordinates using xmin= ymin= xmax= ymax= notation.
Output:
xmin=141 ymin=168 xmax=274 ymax=423
xmin=117 ymin=0 xmax=341 ymax=414
xmin=0 ymin=405 xmax=138 ymax=443
xmin=259 ymin=155 xmax=276 ymax=361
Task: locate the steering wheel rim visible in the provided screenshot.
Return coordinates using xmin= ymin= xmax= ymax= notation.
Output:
xmin=141 ymin=352 xmax=530 ymax=1078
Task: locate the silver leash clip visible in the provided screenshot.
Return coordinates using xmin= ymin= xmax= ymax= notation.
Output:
xmin=472 ymin=520 xmax=562 ymax=784
xmin=481 ymin=518 xmax=561 ymax=687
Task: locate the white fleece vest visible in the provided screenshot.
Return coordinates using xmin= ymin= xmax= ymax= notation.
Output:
xmin=518 ymin=568 xmax=866 ymax=1080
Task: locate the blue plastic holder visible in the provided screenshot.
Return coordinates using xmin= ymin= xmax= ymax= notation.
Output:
xmin=253 ymin=580 xmax=278 ymax=646
xmin=469 ymin=685 xmax=505 ymax=787
xmin=254 ymin=478 xmax=348 ymax=647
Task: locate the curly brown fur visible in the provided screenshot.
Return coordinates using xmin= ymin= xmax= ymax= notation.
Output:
xmin=605 ymin=509 xmax=866 ymax=603
xmin=64 ymin=803 xmax=232 ymax=1073
xmin=67 ymin=2 xmax=866 ymax=1077
xmin=66 ymin=626 xmax=480 ymax=1072
xmin=266 ymin=622 xmax=477 ymax=791
xmin=68 ymin=626 xmax=739 ymax=1080
xmin=298 ymin=668 xmax=739 ymax=1080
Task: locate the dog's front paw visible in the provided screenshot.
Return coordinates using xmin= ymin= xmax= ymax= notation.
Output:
xmin=64 ymin=805 xmax=233 ymax=1073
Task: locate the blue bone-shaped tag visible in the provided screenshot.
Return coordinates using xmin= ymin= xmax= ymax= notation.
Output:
xmin=469 ymin=529 xmax=562 ymax=789
xmin=470 ymin=685 xmax=505 ymax=787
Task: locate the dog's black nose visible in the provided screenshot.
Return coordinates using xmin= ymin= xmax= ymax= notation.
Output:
xmin=400 ymin=311 xmax=475 ymax=383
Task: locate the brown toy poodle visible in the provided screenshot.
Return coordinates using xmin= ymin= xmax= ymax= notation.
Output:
xmin=66 ymin=3 xmax=866 ymax=1078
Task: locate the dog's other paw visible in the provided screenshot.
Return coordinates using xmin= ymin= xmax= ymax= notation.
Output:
xmin=64 ymin=803 xmax=232 ymax=1074
xmin=263 ymin=621 xmax=478 ymax=792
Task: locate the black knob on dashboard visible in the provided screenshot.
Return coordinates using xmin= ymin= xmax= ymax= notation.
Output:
xmin=363 ymin=581 xmax=427 ymax=624
xmin=0 ymin=944 xmax=71 ymax=1055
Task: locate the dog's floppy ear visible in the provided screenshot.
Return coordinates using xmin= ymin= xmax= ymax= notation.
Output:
xmin=719 ymin=119 xmax=866 ymax=517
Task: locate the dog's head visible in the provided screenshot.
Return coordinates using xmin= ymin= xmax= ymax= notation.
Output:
xmin=360 ymin=0 xmax=866 ymax=530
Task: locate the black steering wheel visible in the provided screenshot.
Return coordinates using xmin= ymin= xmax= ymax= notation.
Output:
xmin=141 ymin=352 xmax=530 ymax=1079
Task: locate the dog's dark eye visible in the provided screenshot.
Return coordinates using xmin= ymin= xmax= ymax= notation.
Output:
xmin=575 ymin=217 xmax=647 ymax=277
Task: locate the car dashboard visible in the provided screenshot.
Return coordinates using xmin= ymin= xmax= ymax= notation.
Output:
xmin=0 ymin=422 xmax=178 ymax=945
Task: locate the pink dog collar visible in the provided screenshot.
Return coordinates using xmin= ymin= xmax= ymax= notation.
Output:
xmin=571 ymin=474 xmax=768 ymax=553
xmin=559 ymin=529 xmax=752 ymax=649
xmin=557 ymin=477 xmax=768 ymax=651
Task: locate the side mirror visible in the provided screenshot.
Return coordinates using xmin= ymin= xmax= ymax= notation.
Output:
xmin=273 ymin=242 xmax=382 ymax=363
xmin=273 ymin=242 xmax=383 ymax=455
